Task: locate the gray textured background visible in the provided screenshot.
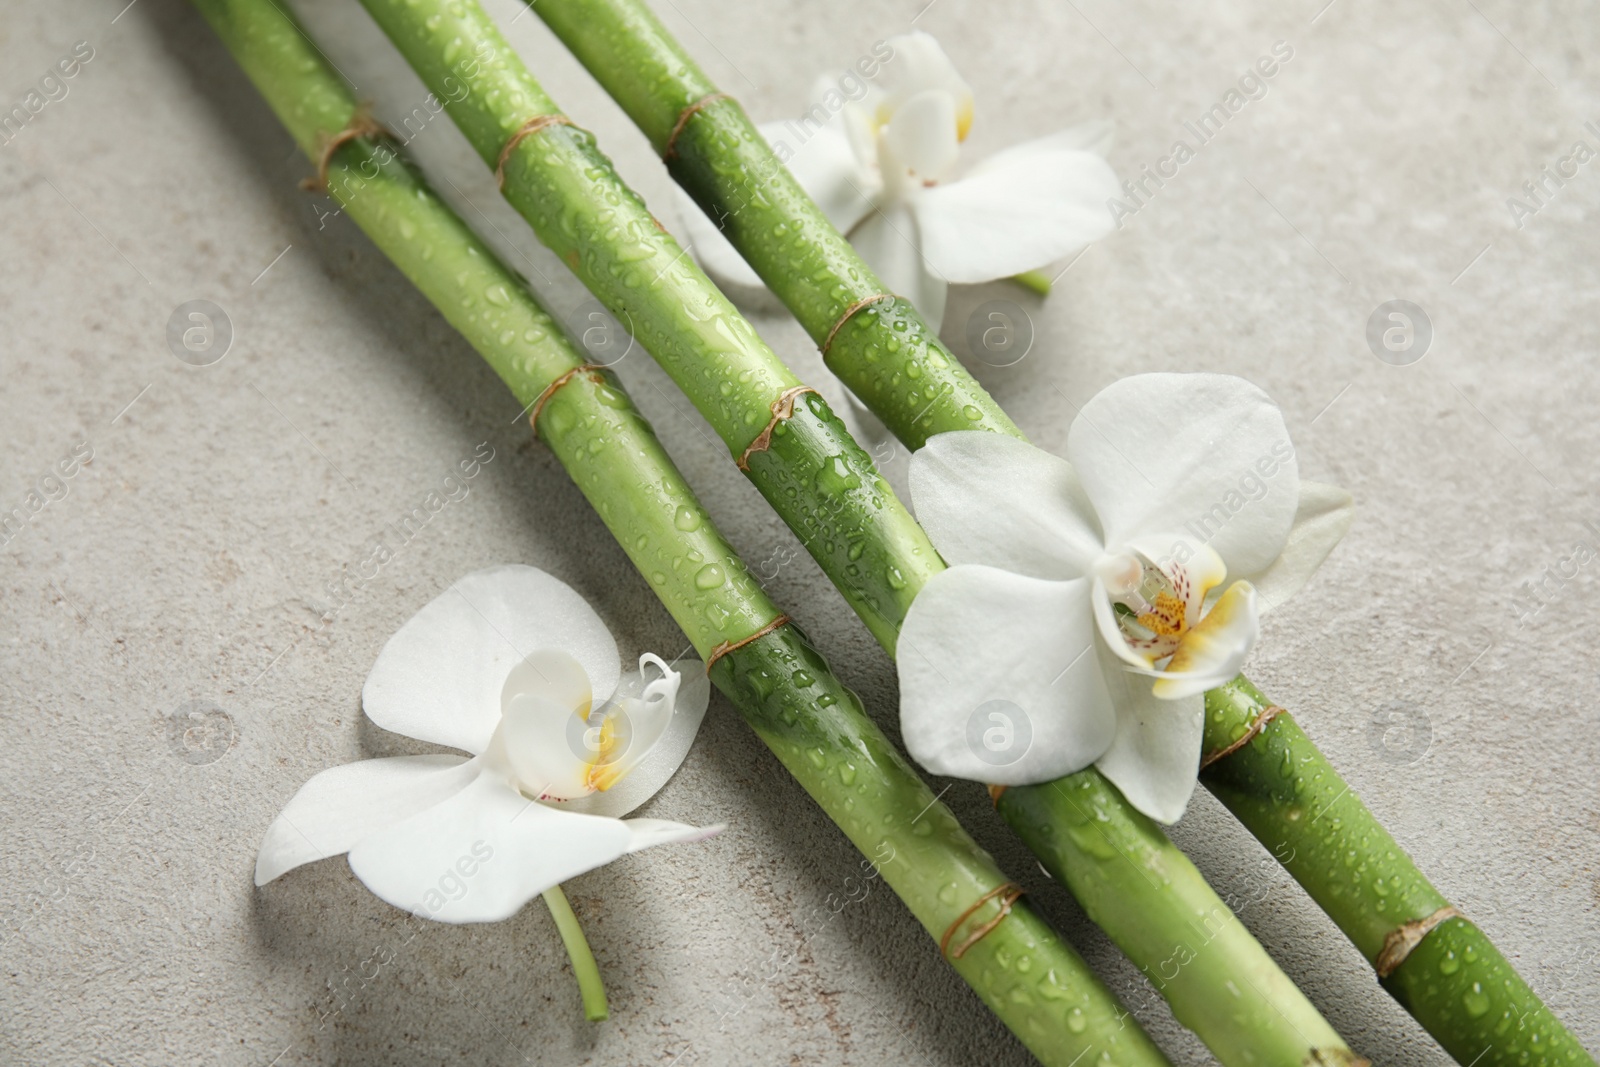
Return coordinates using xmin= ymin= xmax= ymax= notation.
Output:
xmin=2 ymin=0 xmax=1596 ymax=1064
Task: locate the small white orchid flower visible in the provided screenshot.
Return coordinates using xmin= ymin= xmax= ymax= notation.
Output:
xmin=896 ymin=374 xmax=1354 ymax=823
xmin=679 ymin=30 xmax=1121 ymax=326
xmin=255 ymin=565 xmax=719 ymax=923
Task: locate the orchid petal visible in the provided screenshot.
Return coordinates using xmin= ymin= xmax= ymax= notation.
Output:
xmin=897 ymin=565 xmax=1116 ymax=785
xmin=909 ymin=431 xmax=1103 ymax=579
xmin=565 ymin=656 xmax=712 ymax=819
xmin=362 ymin=566 xmax=620 ymax=755
xmin=623 ymin=818 xmax=725 ymax=852
xmin=502 ymin=647 xmax=594 ymax=718
xmin=850 ymin=202 xmax=948 ymax=326
xmin=1066 ymin=374 xmax=1300 ymax=577
xmin=839 ymin=99 xmax=883 ymax=177
xmin=254 ymin=755 xmax=478 ymax=886
xmin=1151 ymin=581 xmax=1259 ymax=700
xmin=914 ymin=144 xmax=1120 ymax=283
xmin=878 ymin=32 xmax=974 ymax=139
xmin=1094 ymin=664 xmax=1205 ymax=824
xmin=883 ymin=90 xmax=960 ymax=182
xmin=347 ymin=773 xmax=634 ymax=924
xmin=1243 ymin=481 xmax=1354 ymax=613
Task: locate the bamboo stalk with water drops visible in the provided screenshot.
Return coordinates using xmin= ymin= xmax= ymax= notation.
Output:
xmin=528 ymin=2 xmax=1598 ymax=1062
xmin=190 ymin=2 xmax=1167 ymax=1062
xmin=354 ymin=0 xmax=1366 ymax=1062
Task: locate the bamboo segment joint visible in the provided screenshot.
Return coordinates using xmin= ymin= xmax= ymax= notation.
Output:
xmin=302 ymin=105 xmax=389 ymax=192
xmin=941 ymin=882 xmax=1026 ymax=960
xmin=736 ymin=386 xmax=818 ymax=471
xmin=821 ymin=293 xmax=896 ymax=358
xmin=704 ymin=614 xmax=791 ymax=675
xmin=663 ymin=92 xmax=732 ymax=160
xmin=529 ymin=364 xmax=605 ymax=437
xmin=1200 ymin=703 xmax=1285 ymax=770
xmin=1375 ymin=905 xmax=1462 ymax=978
xmin=1307 ymin=1051 xmax=1373 ymax=1067
xmin=496 ymin=113 xmax=577 ymax=188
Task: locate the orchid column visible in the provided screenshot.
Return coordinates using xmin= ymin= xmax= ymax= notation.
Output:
xmin=188 ymin=1 xmax=1167 ymax=1063
xmin=525 ymin=2 xmax=1597 ymax=1064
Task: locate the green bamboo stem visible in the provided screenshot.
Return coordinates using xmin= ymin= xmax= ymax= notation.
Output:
xmin=527 ymin=0 xmax=1016 ymax=451
xmin=354 ymin=0 xmax=1365 ymax=1062
xmin=359 ymin=0 xmax=940 ymax=656
xmin=542 ymin=885 xmax=609 ymax=1021
xmin=527 ymin=0 xmax=1353 ymax=1061
xmin=190 ymin=3 xmax=1167 ymax=1063
xmin=1204 ymin=680 xmax=1592 ymax=1066
xmin=532 ymin=3 xmax=1598 ymax=1063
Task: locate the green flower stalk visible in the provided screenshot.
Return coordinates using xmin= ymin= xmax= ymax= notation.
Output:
xmin=355 ymin=0 xmax=1362 ymax=1062
xmin=542 ymin=886 xmax=608 ymax=1021
xmin=190 ymin=3 xmax=1167 ymax=1063
xmin=525 ymin=2 xmax=1598 ymax=1063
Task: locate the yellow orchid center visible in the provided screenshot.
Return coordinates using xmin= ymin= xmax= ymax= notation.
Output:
xmin=579 ymin=706 xmax=631 ymax=793
xmin=1103 ymin=550 xmax=1226 ymax=665
xmin=1136 ymin=590 xmax=1188 ymax=639
xmin=955 ymin=99 xmax=974 ymax=142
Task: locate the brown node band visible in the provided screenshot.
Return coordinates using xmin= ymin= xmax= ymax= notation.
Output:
xmin=987 ymin=784 xmax=1008 ymax=807
xmin=302 ymin=105 xmax=390 ymax=192
xmin=1199 ymin=703 xmax=1285 ymax=771
xmin=820 ymin=293 xmax=896 ymax=359
xmin=1375 ymin=905 xmax=1462 ymax=978
xmin=528 ymin=364 xmax=604 ymax=438
xmin=663 ymin=92 xmax=732 ymax=161
xmin=496 ymin=114 xmax=576 ymax=188
xmin=704 ymin=614 xmax=791 ymax=675
xmin=940 ymin=882 xmax=1025 ymax=960
xmin=1307 ymin=1051 xmax=1373 ymax=1067
xmin=736 ymin=386 xmax=818 ymax=471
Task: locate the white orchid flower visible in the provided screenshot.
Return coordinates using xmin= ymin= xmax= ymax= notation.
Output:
xmin=896 ymin=374 xmax=1354 ymax=823
xmin=255 ymin=565 xmax=719 ymax=922
xmin=678 ymin=30 xmax=1121 ymax=326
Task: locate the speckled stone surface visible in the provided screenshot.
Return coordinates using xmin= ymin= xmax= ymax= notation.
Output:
xmin=1 ymin=0 xmax=1596 ymax=1064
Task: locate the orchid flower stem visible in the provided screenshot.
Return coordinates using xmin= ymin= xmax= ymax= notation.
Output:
xmin=1009 ymin=270 xmax=1053 ymax=297
xmin=541 ymin=885 xmax=608 ymax=1022
xmin=190 ymin=3 xmax=1166 ymax=1064
xmin=528 ymin=2 xmax=1598 ymax=1064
